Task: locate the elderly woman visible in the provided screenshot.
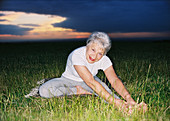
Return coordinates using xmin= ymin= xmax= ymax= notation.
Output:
xmin=26 ymin=32 xmax=147 ymax=114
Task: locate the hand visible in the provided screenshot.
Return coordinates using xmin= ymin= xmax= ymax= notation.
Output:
xmin=125 ymin=95 xmax=147 ymax=113
xmin=114 ymin=99 xmax=147 ymax=115
xmin=125 ymin=94 xmax=137 ymax=105
xmin=114 ymin=99 xmax=134 ymax=115
xmin=127 ymin=101 xmax=148 ymax=114
xmin=138 ymin=102 xmax=148 ymax=113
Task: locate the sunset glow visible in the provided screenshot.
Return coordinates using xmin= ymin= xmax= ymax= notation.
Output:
xmin=0 ymin=10 xmax=170 ymax=41
xmin=0 ymin=11 xmax=90 ymax=40
xmin=109 ymin=32 xmax=170 ymax=38
xmin=0 ymin=11 xmax=66 ymax=26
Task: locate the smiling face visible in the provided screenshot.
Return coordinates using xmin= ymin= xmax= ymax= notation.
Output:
xmin=86 ymin=42 xmax=105 ymax=64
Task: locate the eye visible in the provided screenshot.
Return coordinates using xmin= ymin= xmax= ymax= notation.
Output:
xmin=92 ymin=49 xmax=95 ymax=52
xmin=98 ymin=53 xmax=103 ymax=56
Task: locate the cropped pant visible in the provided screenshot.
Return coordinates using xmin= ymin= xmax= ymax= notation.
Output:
xmin=39 ymin=76 xmax=120 ymax=100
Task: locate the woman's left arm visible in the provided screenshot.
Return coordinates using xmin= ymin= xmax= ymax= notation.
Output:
xmin=104 ymin=66 xmax=136 ymax=105
xmin=105 ymin=66 xmax=148 ymax=113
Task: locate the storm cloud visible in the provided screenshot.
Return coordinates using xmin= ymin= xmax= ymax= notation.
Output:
xmin=0 ymin=24 xmax=33 ymax=35
xmin=1 ymin=0 xmax=170 ymax=33
xmin=0 ymin=0 xmax=170 ymax=41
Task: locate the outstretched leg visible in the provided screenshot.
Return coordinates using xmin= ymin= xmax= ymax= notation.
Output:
xmin=39 ymin=77 xmax=93 ymax=98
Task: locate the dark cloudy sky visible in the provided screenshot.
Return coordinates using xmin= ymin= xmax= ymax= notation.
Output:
xmin=0 ymin=0 xmax=170 ymax=42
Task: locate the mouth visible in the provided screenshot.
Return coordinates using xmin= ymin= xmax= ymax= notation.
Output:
xmin=89 ymin=56 xmax=95 ymax=61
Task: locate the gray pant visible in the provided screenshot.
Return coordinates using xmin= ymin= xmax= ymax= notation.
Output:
xmin=39 ymin=76 xmax=120 ymax=99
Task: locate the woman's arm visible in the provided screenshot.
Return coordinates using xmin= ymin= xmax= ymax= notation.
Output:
xmin=104 ymin=66 xmax=136 ymax=104
xmin=105 ymin=66 xmax=148 ymax=113
xmin=74 ymin=65 xmax=147 ymax=114
xmin=74 ymin=65 xmax=118 ymax=104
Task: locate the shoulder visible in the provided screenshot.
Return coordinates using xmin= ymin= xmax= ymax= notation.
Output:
xmin=69 ymin=46 xmax=86 ymax=65
xmin=98 ymin=55 xmax=112 ymax=71
xmin=72 ymin=46 xmax=86 ymax=54
xmin=72 ymin=46 xmax=86 ymax=57
xmin=100 ymin=55 xmax=111 ymax=62
xmin=68 ymin=46 xmax=86 ymax=58
xmin=70 ymin=46 xmax=86 ymax=58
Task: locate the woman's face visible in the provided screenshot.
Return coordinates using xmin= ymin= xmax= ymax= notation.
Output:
xmin=86 ymin=42 xmax=105 ymax=64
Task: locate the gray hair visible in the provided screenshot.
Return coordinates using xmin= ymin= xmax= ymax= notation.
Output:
xmin=86 ymin=32 xmax=111 ymax=55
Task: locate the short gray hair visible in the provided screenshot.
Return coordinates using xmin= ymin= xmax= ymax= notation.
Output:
xmin=86 ymin=32 xmax=111 ymax=55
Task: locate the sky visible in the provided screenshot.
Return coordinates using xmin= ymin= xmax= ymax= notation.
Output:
xmin=0 ymin=0 xmax=170 ymax=42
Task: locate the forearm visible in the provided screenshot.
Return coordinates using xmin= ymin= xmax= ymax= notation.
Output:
xmin=87 ymin=79 xmax=114 ymax=104
xmin=111 ymin=78 xmax=134 ymax=102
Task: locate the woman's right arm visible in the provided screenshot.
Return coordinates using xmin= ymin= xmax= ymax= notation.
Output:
xmin=74 ymin=65 xmax=137 ymax=114
xmin=74 ymin=65 xmax=122 ymax=105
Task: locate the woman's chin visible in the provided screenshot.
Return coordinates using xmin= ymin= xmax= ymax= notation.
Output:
xmin=88 ymin=60 xmax=95 ymax=64
xmin=88 ymin=61 xmax=94 ymax=64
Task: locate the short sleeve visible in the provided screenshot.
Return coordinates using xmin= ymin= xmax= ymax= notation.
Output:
xmin=71 ymin=51 xmax=86 ymax=66
xmin=100 ymin=56 xmax=112 ymax=71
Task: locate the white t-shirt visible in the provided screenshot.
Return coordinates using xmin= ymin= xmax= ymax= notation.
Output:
xmin=62 ymin=46 xmax=112 ymax=82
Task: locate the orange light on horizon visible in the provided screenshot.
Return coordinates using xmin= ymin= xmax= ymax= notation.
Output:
xmin=109 ymin=32 xmax=170 ymax=38
xmin=0 ymin=34 xmax=12 ymax=37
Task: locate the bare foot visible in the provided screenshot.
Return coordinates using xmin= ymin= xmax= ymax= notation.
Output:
xmin=76 ymin=86 xmax=92 ymax=95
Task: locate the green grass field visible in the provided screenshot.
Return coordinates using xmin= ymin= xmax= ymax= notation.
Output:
xmin=0 ymin=41 xmax=169 ymax=120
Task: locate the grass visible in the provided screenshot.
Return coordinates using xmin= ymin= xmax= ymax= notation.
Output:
xmin=0 ymin=41 xmax=169 ymax=120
